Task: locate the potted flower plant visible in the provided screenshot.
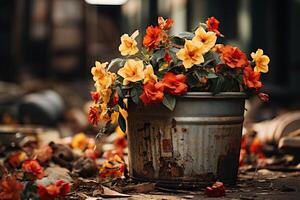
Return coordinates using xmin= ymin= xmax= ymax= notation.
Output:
xmin=88 ymin=16 xmax=270 ymax=187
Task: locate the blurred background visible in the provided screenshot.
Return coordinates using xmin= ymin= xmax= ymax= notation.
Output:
xmin=0 ymin=0 xmax=300 ymax=136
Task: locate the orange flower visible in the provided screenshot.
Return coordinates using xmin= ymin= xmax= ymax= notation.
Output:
xmin=162 ymin=72 xmax=188 ymax=95
xmin=38 ymin=180 xmax=70 ymax=200
xmin=88 ymin=106 xmax=99 ymax=126
xmin=239 ymin=149 xmax=247 ymax=166
xmin=219 ymin=45 xmax=249 ymax=68
xmin=243 ymin=66 xmax=262 ymax=90
xmin=99 ymin=155 xmax=125 ymax=179
xmin=90 ymin=91 xmax=100 ymax=103
xmin=143 ymin=26 xmax=162 ymax=49
xmin=0 ymin=175 xmax=24 ymax=200
xmin=158 ymin=17 xmax=174 ymax=30
xmin=140 ymin=81 xmax=164 ymax=105
xmin=22 ymin=159 xmax=45 ymax=179
xmin=114 ymin=136 xmax=127 ymax=149
xmin=250 ymin=138 xmax=263 ymax=154
xmin=206 ymin=17 xmax=221 ymax=36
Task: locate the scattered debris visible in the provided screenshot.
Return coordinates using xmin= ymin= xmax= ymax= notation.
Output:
xmin=280 ymin=185 xmax=296 ymax=192
xmin=118 ymin=182 xmax=156 ymax=193
xmin=204 ymin=182 xmax=226 ymax=197
xmin=38 ymin=166 xmax=72 ymax=185
xmin=73 ymin=157 xmax=98 ymax=178
xmin=49 ymin=142 xmax=74 ymax=169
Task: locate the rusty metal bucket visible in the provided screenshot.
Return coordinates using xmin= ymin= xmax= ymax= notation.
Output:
xmin=127 ymin=92 xmax=246 ymax=188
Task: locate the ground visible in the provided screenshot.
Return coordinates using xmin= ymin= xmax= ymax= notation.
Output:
xmin=68 ymin=170 xmax=300 ymax=200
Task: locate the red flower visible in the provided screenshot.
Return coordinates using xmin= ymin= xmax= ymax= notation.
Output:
xmin=143 ymin=26 xmax=163 ymax=49
xmin=258 ymin=92 xmax=269 ymax=102
xmin=206 ymin=16 xmax=221 ymax=36
xmin=0 ymin=175 xmax=24 ymax=200
xmin=239 ymin=149 xmax=247 ymax=166
xmin=88 ymin=106 xmax=99 ymax=126
xmin=162 ymin=72 xmax=188 ymax=96
xmin=38 ymin=180 xmax=70 ymax=200
xmin=240 ymin=136 xmax=248 ymax=150
xmin=164 ymin=52 xmax=172 ymax=63
xmin=219 ymin=45 xmax=249 ymax=68
xmin=110 ymin=92 xmax=119 ymax=106
xmin=114 ymin=136 xmax=127 ymax=149
xmin=158 ymin=17 xmax=174 ymax=30
xmin=7 ymin=152 xmax=27 ymax=169
xmin=243 ymin=66 xmax=263 ymax=90
xmin=22 ymin=160 xmax=45 ymax=179
xmin=205 ymin=182 xmax=226 ymax=197
xmin=90 ymin=91 xmax=100 ymax=103
xmin=99 ymin=155 xmax=125 ymax=179
xmin=140 ymin=81 xmax=164 ymax=105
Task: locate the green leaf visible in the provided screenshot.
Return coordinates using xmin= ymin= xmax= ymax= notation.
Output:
xmin=152 ymin=49 xmax=165 ymax=62
xmin=131 ymin=85 xmax=142 ymax=105
xmin=118 ymin=112 xmax=127 ymax=133
xmin=193 ymin=69 xmax=207 ymax=81
xmin=112 ymin=105 xmax=119 ymax=112
xmin=203 ymin=51 xmax=222 ymax=66
xmin=115 ymin=86 xmax=124 ymax=99
xmin=158 ymin=62 xmax=169 ymax=72
xmin=207 ymin=73 xmax=218 ymax=79
xmin=170 ymin=36 xmax=185 ymax=46
xmin=177 ymin=32 xmax=195 ymax=40
xmin=162 ymin=93 xmax=176 ymax=111
xmin=212 ymin=76 xmax=224 ymax=94
xmin=187 ymin=72 xmax=199 ymax=88
xmin=107 ymin=58 xmax=124 ymax=73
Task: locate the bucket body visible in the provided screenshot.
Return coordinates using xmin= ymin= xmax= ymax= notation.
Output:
xmin=127 ymin=92 xmax=246 ymax=188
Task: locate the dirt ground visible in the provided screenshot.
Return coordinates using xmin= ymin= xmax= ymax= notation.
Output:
xmin=100 ymin=170 xmax=300 ymax=200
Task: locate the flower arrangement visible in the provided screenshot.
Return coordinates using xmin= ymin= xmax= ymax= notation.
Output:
xmin=88 ymin=16 xmax=270 ymax=132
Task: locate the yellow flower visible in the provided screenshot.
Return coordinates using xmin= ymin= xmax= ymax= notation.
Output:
xmin=176 ymin=40 xmax=206 ymax=69
xmin=119 ymin=30 xmax=139 ymax=56
xmin=143 ymin=64 xmax=157 ymax=84
xmin=111 ymin=111 xmax=119 ymax=124
xmin=99 ymin=103 xmax=110 ymax=122
xmin=192 ymin=27 xmax=217 ymax=52
xmin=117 ymin=59 xmax=144 ymax=85
xmin=123 ymin=98 xmax=128 ymax=109
xmin=71 ymin=133 xmax=88 ymax=150
xmin=119 ymin=107 xmax=128 ymax=119
xmin=91 ymin=61 xmax=116 ymax=102
xmin=251 ymin=49 xmax=270 ymax=73
xmin=99 ymin=88 xmax=112 ymax=105
xmin=91 ymin=61 xmax=111 ymax=90
xmin=91 ymin=61 xmax=108 ymax=82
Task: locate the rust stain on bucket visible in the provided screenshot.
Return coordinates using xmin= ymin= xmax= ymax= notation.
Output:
xmin=127 ymin=92 xmax=246 ymax=188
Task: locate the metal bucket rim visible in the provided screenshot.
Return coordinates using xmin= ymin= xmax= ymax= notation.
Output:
xmin=181 ymin=92 xmax=247 ymax=99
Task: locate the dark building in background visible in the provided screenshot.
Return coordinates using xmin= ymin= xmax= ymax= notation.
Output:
xmin=0 ymin=0 xmax=300 ymax=97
